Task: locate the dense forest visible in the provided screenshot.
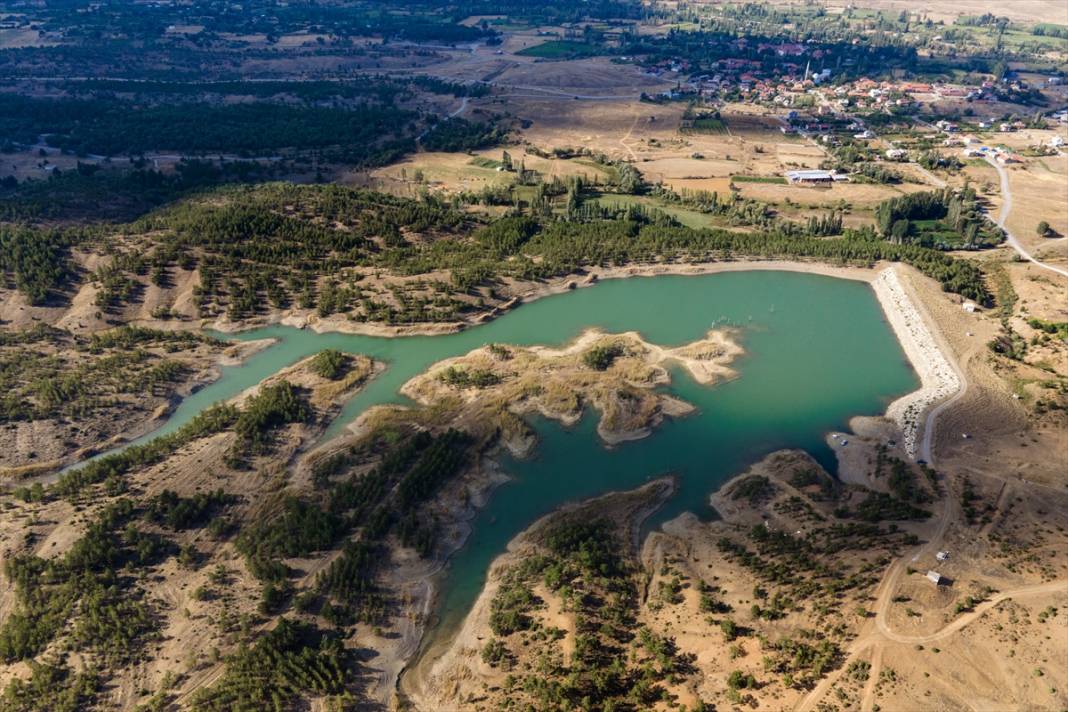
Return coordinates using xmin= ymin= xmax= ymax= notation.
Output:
xmin=0 ymin=95 xmax=419 ymax=159
xmin=0 ymin=159 xmax=282 ymax=224
xmin=0 ymin=225 xmax=71 ymax=304
xmin=0 ymin=183 xmax=993 ymax=320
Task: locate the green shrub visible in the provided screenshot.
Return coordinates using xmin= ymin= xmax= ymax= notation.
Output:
xmin=308 ymin=349 xmax=348 ymax=380
xmin=582 ymin=343 xmax=624 ymax=371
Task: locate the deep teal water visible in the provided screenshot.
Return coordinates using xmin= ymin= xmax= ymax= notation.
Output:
xmin=87 ymin=271 xmax=918 ymax=629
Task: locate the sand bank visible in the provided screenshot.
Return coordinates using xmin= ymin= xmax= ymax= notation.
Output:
xmin=871 ymin=267 xmax=962 ymax=459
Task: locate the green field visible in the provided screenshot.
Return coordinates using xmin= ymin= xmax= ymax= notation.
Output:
xmin=731 ymin=175 xmax=787 ymax=185
xmin=907 ymin=218 xmax=1001 ymax=249
xmin=468 ymin=156 xmax=504 ymax=170
xmin=589 ymin=193 xmax=718 ymax=230
xmin=516 ymin=40 xmax=604 ymax=59
xmin=680 ymin=113 xmax=729 ymax=135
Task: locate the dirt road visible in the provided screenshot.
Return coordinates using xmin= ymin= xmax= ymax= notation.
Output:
xmin=985 ymin=156 xmax=1068 ymax=279
xmin=875 ymin=580 xmax=1068 ymax=644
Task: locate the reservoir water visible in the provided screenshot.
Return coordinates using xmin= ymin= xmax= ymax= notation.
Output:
xmin=101 ymin=271 xmax=919 ymax=628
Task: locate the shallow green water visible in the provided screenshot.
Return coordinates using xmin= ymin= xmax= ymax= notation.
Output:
xmin=109 ymin=271 xmax=918 ymax=629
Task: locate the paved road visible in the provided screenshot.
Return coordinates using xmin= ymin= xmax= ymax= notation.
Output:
xmin=985 ymin=156 xmax=1068 ymax=279
xmin=416 ymin=96 xmax=470 ymax=142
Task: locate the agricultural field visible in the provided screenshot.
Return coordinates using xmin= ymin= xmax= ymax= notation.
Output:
xmin=516 ymin=39 xmax=607 ymax=59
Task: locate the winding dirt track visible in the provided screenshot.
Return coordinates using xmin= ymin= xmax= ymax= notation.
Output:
xmin=619 ymin=110 xmax=640 ymax=161
xmin=985 ymin=155 xmax=1068 ymax=279
xmin=798 ymin=577 xmax=1068 ymax=712
xmin=797 ymin=267 xmax=1066 ymax=710
xmin=875 ymin=580 xmax=1068 ymax=645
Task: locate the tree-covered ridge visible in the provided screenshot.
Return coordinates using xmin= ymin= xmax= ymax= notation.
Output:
xmin=126 ymin=183 xmax=471 ymax=318
xmin=1 ymin=183 xmax=992 ymax=317
xmin=0 ymin=498 xmax=166 ymax=666
xmin=0 ymin=325 xmax=221 ymax=425
xmin=188 ymin=619 xmax=353 ymax=711
xmin=482 ymin=515 xmax=701 ymax=708
xmin=48 ymin=378 xmax=310 ymax=503
xmin=235 ymin=427 xmax=474 ymax=623
xmin=0 ymin=379 xmax=314 ymax=668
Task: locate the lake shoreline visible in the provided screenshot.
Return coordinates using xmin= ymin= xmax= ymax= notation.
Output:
xmin=201 ymin=259 xmax=884 ymax=338
xmin=304 ymin=258 xmax=961 ymax=463
xmin=401 ymin=477 xmax=678 ymax=710
xmin=41 ymin=263 xmax=956 ymax=709
xmin=385 ymin=261 xmax=967 ymax=708
xmin=203 ymin=258 xmax=964 ymax=462
xmin=199 ymin=257 xmax=964 ymax=466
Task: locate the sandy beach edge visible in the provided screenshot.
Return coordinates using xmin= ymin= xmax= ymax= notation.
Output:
xmin=869 ymin=266 xmax=963 ymax=459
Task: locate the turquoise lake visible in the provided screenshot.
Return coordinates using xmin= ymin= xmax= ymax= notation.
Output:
xmin=100 ymin=271 xmax=919 ymax=630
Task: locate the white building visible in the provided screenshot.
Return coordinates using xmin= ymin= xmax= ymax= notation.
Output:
xmin=786 ymin=169 xmax=836 ymax=184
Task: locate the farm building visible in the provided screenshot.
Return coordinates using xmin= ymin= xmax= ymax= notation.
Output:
xmin=927 ymin=570 xmax=945 ymax=585
xmin=785 ymin=169 xmax=844 ymax=184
